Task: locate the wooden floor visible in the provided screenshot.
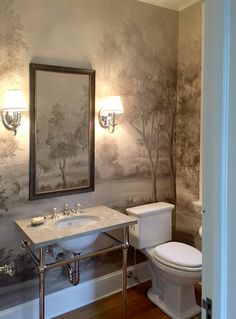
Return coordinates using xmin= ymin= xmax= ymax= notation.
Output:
xmin=55 ymin=282 xmax=201 ymax=319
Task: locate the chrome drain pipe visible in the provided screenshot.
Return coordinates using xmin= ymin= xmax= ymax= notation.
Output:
xmin=67 ymin=257 xmax=80 ymax=286
xmin=46 ymin=246 xmax=80 ymax=289
xmin=56 ymin=251 xmax=80 ymax=286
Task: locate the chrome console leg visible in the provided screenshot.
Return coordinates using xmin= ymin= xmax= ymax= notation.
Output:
xmin=122 ymin=227 xmax=129 ymax=319
xmin=39 ymin=247 xmax=45 ymax=319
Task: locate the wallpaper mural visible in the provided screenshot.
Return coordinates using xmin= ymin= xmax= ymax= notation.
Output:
xmin=0 ymin=0 xmax=27 ymax=213
xmin=0 ymin=0 xmax=179 ymax=311
xmin=175 ymin=2 xmax=202 ymax=250
xmin=0 ymin=0 xmax=202 ymax=312
xmin=94 ymin=17 xmax=177 ymax=207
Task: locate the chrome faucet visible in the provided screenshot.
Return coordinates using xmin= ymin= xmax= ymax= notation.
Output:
xmin=52 ymin=207 xmax=59 ymax=219
xmin=62 ymin=202 xmax=85 ymax=215
xmin=74 ymin=203 xmax=82 ymax=214
xmin=63 ymin=203 xmax=71 ymax=215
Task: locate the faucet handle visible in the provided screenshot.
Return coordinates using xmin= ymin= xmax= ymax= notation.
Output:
xmin=52 ymin=207 xmax=59 ymax=219
xmin=75 ymin=203 xmax=82 ymax=214
xmin=63 ymin=203 xmax=70 ymax=215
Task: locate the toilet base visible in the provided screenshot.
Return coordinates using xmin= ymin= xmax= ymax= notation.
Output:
xmin=147 ymin=288 xmax=201 ymax=319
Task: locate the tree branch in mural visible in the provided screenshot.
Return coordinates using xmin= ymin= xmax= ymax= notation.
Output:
xmin=0 ymin=0 xmax=27 ymax=82
xmin=0 ymin=136 xmax=18 ymax=164
xmin=0 ymin=0 xmax=27 ymax=211
xmin=45 ymin=103 xmax=86 ymax=190
xmin=96 ymin=136 xmax=124 ymax=179
xmin=116 ymin=21 xmax=176 ymax=202
xmin=0 ymin=135 xmax=18 ymax=211
xmin=0 ymin=178 xmax=8 ymax=212
xmin=35 ymin=127 xmax=53 ymax=184
xmin=177 ymin=61 xmax=201 ymax=196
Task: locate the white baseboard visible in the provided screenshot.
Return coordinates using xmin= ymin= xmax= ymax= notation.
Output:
xmin=0 ymin=262 xmax=150 ymax=319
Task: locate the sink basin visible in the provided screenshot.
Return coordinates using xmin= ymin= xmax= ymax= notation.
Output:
xmin=58 ymin=233 xmax=99 ymax=252
xmin=55 ymin=215 xmax=100 ymax=252
xmin=55 ymin=215 xmax=100 ymax=229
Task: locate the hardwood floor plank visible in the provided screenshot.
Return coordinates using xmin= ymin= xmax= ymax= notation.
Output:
xmin=55 ymin=281 xmax=201 ymax=319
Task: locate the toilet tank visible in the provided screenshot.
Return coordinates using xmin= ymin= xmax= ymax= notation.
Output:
xmin=126 ymin=202 xmax=174 ymax=249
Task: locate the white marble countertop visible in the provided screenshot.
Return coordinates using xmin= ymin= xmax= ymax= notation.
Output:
xmin=15 ymin=205 xmax=137 ymax=248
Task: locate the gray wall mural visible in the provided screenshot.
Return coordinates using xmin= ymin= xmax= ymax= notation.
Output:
xmin=175 ymin=2 xmax=202 ymax=250
xmin=0 ymin=0 xmax=202 ymax=312
xmin=0 ymin=0 xmax=180 ymax=311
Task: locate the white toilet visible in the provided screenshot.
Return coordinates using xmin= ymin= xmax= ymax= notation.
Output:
xmin=126 ymin=202 xmax=202 ymax=319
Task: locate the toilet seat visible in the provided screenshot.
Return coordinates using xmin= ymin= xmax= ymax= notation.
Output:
xmin=153 ymin=241 xmax=202 ymax=272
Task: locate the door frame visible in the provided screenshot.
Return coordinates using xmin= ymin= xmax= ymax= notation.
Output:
xmin=203 ymin=0 xmax=236 ymax=317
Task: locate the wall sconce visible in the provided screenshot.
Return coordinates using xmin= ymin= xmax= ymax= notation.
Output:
xmin=2 ymin=89 xmax=27 ymax=135
xmin=98 ymin=96 xmax=124 ymax=133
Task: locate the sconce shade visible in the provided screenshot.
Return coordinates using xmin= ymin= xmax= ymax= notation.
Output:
xmin=2 ymin=89 xmax=27 ymax=112
xmin=100 ymin=96 xmax=124 ymax=115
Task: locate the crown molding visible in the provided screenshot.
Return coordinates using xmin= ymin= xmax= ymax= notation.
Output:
xmin=137 ymin=0 xmax=201 ymax=11
xmin=179 ymin=0 xmax=201 ymax=10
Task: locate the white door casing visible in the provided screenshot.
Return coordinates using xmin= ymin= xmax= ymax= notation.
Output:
xmin=203 ymin=0 xmax=236 ymax=318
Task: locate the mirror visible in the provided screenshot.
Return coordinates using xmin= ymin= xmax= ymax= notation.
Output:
xmin=29 ymin=63 xmax=95 ymax=200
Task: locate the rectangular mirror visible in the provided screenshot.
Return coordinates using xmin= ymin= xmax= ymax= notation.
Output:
xmin=29 ymin=63 xmax=95 ymax=200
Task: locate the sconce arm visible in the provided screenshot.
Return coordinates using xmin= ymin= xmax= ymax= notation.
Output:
xmin=2 ymin=111 xmax=21 ymax=135
xmin=98 ymin=111 xmax=116 ymax=133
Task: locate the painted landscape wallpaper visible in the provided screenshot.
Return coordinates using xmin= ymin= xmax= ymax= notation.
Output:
xmin=176 ymin=2 xmax=202 ymax=250
xmin=34 ymin=70 xmax=91 ymax=195
xmin=0 ymin=0 xmax=201 ymax=312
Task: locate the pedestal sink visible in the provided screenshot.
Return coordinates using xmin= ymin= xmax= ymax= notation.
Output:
xmin=55 ymin=215 xmax=100 ymax=252
xmin=15 ymin=205 xmax=138 ymax=319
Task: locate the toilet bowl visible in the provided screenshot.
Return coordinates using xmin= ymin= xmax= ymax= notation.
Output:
xmin=126 ymin=202 xmax=202 ymax=319
xmin=145 ymin=242 xmax=201 ymax=319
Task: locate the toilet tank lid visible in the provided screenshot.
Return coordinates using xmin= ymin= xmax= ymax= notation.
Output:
xmin=126 ymin=202 xmax=175 ymax=218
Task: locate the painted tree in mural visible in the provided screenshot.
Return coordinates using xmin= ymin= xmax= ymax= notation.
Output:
xmin=0 ymin=136 xmax=18 ymax=163
xmin=46 ymin=103 xmax=87 ymax=189
xmin=0 ymin=135 xmax=18 ymax=211
xmin=35 ymin=124 xmax=54 ymax=190
xmin=0 ymin=0 xmax=27 ymax=85
xmin=177 ymin=61 xmax=201 ymax=195
xmin=0 ymin=0 xmax=27 ymax=211
xmin=115 ymin=21 xmax=177 ymax=202
xmin=96 ymin=136 xmax=124 ymax=180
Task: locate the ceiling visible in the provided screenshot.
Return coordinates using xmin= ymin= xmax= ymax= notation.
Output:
xmin=137 ymin=0 xmax=200 ymax=11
